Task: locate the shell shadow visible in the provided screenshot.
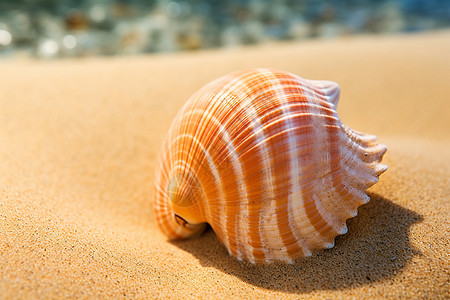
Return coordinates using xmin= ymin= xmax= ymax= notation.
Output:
xmin=170 ymin=193 xmax=423 ymax=293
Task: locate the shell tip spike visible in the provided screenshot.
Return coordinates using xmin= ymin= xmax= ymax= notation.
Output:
xmin=338 ymin=225 xmax=348 ymax=235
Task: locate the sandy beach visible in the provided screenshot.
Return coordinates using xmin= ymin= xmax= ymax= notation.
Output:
xmin=0 ymin=30 xmax=449 ymax=298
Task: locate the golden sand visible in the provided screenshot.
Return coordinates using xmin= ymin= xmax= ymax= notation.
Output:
xmin=0 ymin=30 xmax=449 ymax=298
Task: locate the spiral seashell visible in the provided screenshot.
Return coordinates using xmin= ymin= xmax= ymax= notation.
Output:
xmin=154 ymin=68 xmax=387 ymax=263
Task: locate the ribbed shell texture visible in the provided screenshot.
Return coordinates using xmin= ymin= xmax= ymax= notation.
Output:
xmin=154 ymin=69 xmax=387 ymax=263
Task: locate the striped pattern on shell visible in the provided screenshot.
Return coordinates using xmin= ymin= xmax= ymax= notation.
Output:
xmin=154 ymin=68 xmax=387 ymax=264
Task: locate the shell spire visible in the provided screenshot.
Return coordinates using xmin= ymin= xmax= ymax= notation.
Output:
xmin=154 ymin=68 xmax=387 ymax=263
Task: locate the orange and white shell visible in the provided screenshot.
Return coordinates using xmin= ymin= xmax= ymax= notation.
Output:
xmin=154 ymin=69 xmax=387 ymax=264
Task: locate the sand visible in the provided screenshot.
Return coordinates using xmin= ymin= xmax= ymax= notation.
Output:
xmin=0 ymin=30 xmax=449 ymax=299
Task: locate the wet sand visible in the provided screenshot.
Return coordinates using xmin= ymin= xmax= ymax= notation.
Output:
xmin=0 ymin=30 xmax=449 ymax=298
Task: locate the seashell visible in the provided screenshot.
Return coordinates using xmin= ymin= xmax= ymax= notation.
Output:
xmin=154 ymin=68 xmax=387 ymax=263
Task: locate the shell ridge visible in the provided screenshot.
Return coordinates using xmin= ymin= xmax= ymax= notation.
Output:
xmin=207 ymin=70 xmax=276 ymax=261
xmin=157 ymin=74 xmax=243 ymax=243
xmin=224 ymin=113 xmax=340 ymax=169
xmin=179 ymin=108 xmax=243 ymax=251
xmin=250 ymin=70 xmax=298 ymax=262
xmin=202 ymin=98 xmax=337 ymax=168
xmin=312 ymin=83 xmax=350 ymax=244
xmin=246 ymin=69 xmax=332 ymax=261
xmin=205 ymin=74 xmax=254 ymax=260
xmin=267 ymin=71 xmax=314 ymax=260
xmin=182 ymin=85 xmax=231 ymax=197
xmin=169 ymin=134 xmax=220 ymax=226
xmin=232 ymin=70 xmax=289 ymax=262
xmin=296 ymin=80 xmax=339 ymax=246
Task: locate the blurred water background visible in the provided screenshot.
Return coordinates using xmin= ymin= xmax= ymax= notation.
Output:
xmin=0 ymin=0 xmax=449 ymax=59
